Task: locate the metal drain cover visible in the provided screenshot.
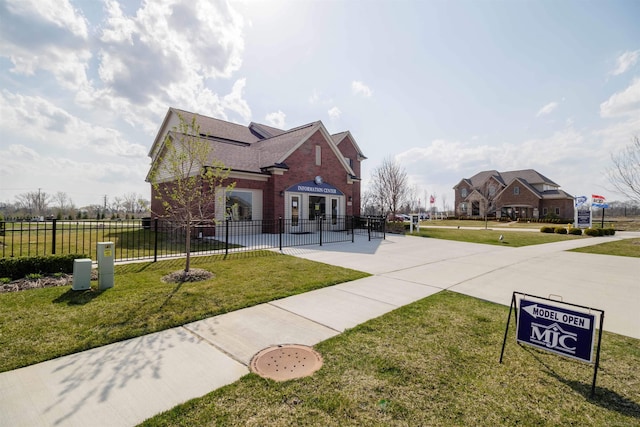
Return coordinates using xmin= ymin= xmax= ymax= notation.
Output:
xmin=250 ymin=344 xmax=323 ymax=381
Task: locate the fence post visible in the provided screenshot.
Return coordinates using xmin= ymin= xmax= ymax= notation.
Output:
xmin=319 ymin=215 xmax=323 ymax=246
xmin=368 ymin=216 xmax=371 ymax=241
xmin=351 ymin=216 xmax=355 ymax=243
xmin=153 ymin=218 xmax=158 ymax=262
xmin=225 ymin=218 xmax=229 ymax=257
xmin=279 ymin=217 xmax=283 ymax=251
xmin=51 ymin=219 xmax=57 ymax=255
xmin=382 ymin=215 xmax=386 ymax=240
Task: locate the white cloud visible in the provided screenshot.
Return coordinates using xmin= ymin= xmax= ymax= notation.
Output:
xmin=0 ymin=0 xmax=91 ymax=89
xmin=309 ymin=89 xmax=320 ymax=104
xmin=0 ymin=0 xmax=249 ymax=134
xmin=221 ymin=78 xmax=252 ymax=123
xmin=610 ymin=50 xmax=640 ymax=76
xmin=600 ymin=78 xmax=640 ymax=118
xmin=0 ymin=90 xmax=147 ymax=158
xmin=536 ymin=101 xmax=558 ymax=117
xmin=351 ymin=81 xmax=373 ymax=98
xmin=265 ymin=110 xmax=286 ymax=128
xmin=100 ymin=0 xmax=136 ymax=45
xmin=328 ymin=106 xmax=341 ymax=120
xmin=5 ymin=0 xmax=88 ymax=38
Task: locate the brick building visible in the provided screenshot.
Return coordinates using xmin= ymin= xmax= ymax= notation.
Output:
xmin=146 ymin=108 xmax=366 ymax=230
xmin=453 ymin=169 xmax=574 ymax=220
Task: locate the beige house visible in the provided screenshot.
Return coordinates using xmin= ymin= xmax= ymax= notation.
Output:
xmin=453 ymin=169 xmax=574 ymax=220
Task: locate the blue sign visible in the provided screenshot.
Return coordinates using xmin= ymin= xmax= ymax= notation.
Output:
xmin=288 ymin=180 xmax=344 ymax=196
xmin=576 ymin=209 xmax=591 ymax=228
xmin=517 ymin=300 xmax=596 ymax=363
xmin=574 ymin=196 xmax=588 ymax=208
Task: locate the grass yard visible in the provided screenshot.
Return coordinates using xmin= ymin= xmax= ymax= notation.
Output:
xmin=0 ymin=252 xmax=369 ymax=372
xmin=0 ymin=221 xmax=233 ymax=260
xmin=413 ymin=227 xmax=584 ymax=247
xmin=570 ymin=238 xmax=640 ymax=258
xmin=141 ymin=291 xmax=640 ymax=427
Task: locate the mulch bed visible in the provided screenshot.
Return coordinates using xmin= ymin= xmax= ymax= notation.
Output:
xmin=0 ymin=271 xmax=98 ymax=293
xmin=2 ymin=268 xmax=214 ymax=293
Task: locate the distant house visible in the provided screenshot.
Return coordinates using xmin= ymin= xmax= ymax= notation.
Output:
xmin=453 ymin=169 xmax=574 ymax=220
xmin=146 ymin=108 xmax=366 ymax=228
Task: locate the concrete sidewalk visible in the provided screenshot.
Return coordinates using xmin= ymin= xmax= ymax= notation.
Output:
xmin=1 ymin=233 xmax=638 ymax=426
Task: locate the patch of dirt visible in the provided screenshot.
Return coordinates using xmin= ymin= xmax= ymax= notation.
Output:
xmin=1 ymin=270 xmax=98 ymax=293
xmin=161 ymin=268 xmax=214 ymax=283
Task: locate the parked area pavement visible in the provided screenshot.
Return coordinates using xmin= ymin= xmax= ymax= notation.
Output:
xmin=1 ymin=232 xmax=638 ymax=426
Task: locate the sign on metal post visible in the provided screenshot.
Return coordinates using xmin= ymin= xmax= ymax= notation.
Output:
xmin=517 ymin=300 xmax=596 ymax=363
xmin=500 ymin=292 xmax=604 ymax=396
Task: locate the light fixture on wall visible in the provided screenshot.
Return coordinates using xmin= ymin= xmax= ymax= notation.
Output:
xmin=280 ymin=190 xmax=284 ymax=197
xmin=348 ymin=196 xmax=352 ymax=202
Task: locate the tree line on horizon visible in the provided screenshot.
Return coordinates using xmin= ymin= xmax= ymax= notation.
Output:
xmin=0 ymin=191 xmax=150 ymax=221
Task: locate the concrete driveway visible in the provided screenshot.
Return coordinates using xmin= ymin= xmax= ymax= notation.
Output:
xmin=282 ymin=232 xmax=640 ymax=339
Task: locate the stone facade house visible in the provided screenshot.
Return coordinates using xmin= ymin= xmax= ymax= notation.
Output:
xmin=453 ymin=169 xmax=574 ymax=220
xmin=146 ymin=108 xmax=366 ymax=230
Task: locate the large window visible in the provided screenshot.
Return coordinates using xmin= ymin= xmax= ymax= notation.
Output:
xmin=226 ymin=191 xmax=253 ymax=221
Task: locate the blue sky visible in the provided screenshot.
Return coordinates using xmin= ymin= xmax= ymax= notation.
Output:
xmin=1 ymin=0 xmax=638 ymax=209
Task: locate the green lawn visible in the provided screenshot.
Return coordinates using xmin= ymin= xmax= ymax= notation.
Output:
xmin=0 ymin=252 xmax=369 ymax=372
xmin=141 ymin=292 xmax=640 ymax=427
xmin=413 ymin=227 xmax=584 ymax=247
xmin=570 ymin=238 xmax=640 ymax=258
xmin=0 ymin=221 xmax=235 ymax=260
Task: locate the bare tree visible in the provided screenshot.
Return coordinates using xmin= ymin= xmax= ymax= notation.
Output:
xmin=441 ymin=193 xmax=448 ymax=217
xmin=15 ymin=190 xmax=50 ymax=217
xmin=361 ymin=190 xmax=380 ymax=216
xmin=53 ymin=191 xmax=73 ymax=218
xmin=149 ymin=113 xmax=234 ymax=274
xmin=121 ymin=192 xmax=141 ymax=216
xmin=370 ymin=157 xmax=409 ymax=219
xmin=607 ymin=135 xmax=640 ymax=204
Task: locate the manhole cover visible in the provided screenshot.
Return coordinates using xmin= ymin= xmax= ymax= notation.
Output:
xmin=250 ymin=344 xmax=323 ymax=381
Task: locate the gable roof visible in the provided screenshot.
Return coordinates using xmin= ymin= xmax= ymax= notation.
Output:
xmin=148 ymin=108 xmax=365 ymax=180
xmin=456 ymin=168 xmax=572 ymax=200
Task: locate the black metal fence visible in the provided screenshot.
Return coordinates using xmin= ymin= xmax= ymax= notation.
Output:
xmin=0 ymin=216 xmax=385 ymax=262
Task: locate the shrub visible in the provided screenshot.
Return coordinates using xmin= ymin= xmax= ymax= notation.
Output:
xmin=0 ymin=254 xmax=87 ymax=281
xmin=554 ymin=227 xmax=568 ymax=234
xmin=584 ymin=228 xmax=600 ymax=237
xmin=601 ymin=228 xmax=616 ymax=236
xmin=540 ymin=226 xmax=554 ymax=233
xmin=568 ymin=228 xmax=583 ymax=235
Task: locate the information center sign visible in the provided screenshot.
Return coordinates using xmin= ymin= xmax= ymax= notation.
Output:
xmin=517 ymin=300 xmax=596 ymax=363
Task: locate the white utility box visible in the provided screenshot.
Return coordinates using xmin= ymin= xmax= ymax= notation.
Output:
xmin=97 ymin=242 xmax=115 ymax=290
xmin=410 ymin=213 xmax=420 ymax=233
xmin=72 ymin=258 xmax=92 ymax=291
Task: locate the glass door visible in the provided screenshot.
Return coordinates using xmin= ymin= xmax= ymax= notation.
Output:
xmin=308 ymin=196 xmax=325 ymax=220
xmin=288 ymin=194 xmax=301 ymax=232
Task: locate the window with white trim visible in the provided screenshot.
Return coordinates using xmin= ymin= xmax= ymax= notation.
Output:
xmin=315 ymin=145 xmax=321 ymax=166
xmin=513 ymin=186 xmax=520 ymax=195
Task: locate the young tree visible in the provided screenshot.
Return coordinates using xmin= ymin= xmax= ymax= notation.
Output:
xmin=607 ymin=135 xmax=640 ymax=204
xmin=149 ymin=114 xmax=234 ymax=275
xmin=370 ymin=157 xmax=409 ymax=219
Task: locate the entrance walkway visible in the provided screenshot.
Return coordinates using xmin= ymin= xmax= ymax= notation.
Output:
xmin=1 ymin=233 xmax=638 ymax=426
